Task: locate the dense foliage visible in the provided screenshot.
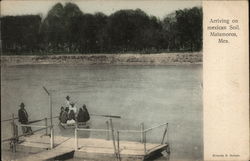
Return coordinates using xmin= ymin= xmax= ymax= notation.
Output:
xmin=1 ymin=3 xmax=202 ymax=54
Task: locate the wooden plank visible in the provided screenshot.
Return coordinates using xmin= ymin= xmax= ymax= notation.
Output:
xmin=19 ymin=133 xmax=70 ymax=145
xmin=19 ymin=148 xmax=74 ymax=161
xmin=17 ymin=133 xmax=168 ymax=160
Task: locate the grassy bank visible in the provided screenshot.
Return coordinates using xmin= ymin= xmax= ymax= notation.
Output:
xmin=0 ymin=52 xmax=202 ymax=66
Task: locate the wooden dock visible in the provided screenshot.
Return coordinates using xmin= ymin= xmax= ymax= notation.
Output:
xmin=1 ymin=116 xmax=169 ymax=161
xmin=14 ymin=133 xmax=168 ymax=161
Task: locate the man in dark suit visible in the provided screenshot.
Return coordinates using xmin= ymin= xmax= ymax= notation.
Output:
xmin=18 ymin=103 xmax=32 ymax=135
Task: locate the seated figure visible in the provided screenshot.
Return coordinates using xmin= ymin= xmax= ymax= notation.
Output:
xmin=67 ymin=110 xmax=76 ymax=124
xmin=61 ymin=107 xmax=69 ymax=124
xmin=77 ymin=104 xmax=90 ymax=123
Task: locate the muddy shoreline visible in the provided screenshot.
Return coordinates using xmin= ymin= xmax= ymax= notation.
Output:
xmin=1 ymin=52 xmax=202 ymax=66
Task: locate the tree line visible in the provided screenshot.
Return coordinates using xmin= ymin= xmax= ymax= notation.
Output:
xmin=1 ymin=3 xmax=202 ymax=55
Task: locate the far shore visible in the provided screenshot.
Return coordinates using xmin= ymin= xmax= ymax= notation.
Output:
xmin=0 ymin=52 xmax=202 ymax=66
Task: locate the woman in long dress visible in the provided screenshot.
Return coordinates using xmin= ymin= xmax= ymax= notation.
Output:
xmin=77 ymin=104 xmax=90 ymax=123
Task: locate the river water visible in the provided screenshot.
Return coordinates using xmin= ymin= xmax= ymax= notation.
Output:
xmin=1 ymin=64 xmax=203 ymax=161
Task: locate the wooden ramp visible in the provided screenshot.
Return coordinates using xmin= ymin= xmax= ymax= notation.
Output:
xmin=16 ymin=133 xmax=168 ymax=161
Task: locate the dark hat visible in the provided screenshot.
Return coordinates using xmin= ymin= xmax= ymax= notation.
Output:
xmin=66 ymin=96 xmax=70 ymax=99
xmin=19 ymin=102 xmax=25 ymax=107
xmin=82 ymin=104 xmax=86 ymax=108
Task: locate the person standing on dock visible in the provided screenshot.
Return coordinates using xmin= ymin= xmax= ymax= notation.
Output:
xmin=18 ymin=103 xmax=33 ymax=135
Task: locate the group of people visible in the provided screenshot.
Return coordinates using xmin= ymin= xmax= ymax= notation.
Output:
xmin=17 ymin=95 xmax=90 ymax=135
xmin=59 ymin=96 xmax=90 ymax=124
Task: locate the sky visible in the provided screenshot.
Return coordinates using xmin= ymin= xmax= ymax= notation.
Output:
xmin=1 ymin=0 xmax=202 ymax=19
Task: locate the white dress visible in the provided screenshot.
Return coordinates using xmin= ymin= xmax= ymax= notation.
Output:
xmin=65 ymin=100 xmax=71 ymax=107
xmin=69 ymin=105 xmax=77 ymax=113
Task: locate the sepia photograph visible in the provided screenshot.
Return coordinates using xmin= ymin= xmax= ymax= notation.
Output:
xmin=1 ymin=0 xmax=203 ymax=161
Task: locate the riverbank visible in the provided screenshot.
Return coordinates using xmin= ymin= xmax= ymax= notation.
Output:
xmin=0 ymin=52 xmax=202 ymax=66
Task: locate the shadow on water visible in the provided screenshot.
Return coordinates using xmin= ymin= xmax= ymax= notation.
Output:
xmin=54 ymin=151 xmax=75 ymax=160
xmin=146 ymin=155 xmax=170 ymax=161
xmin=144 ymin=144 xmax=171 ymax=161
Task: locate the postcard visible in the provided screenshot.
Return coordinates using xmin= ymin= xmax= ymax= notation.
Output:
xmin=0 ymin=0 xmax=248 ymax=161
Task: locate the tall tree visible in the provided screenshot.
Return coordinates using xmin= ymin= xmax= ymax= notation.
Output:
xmin=63 ymin=2 xmax=83 ymax=51
xmin=1 ymin=15 xmax=41 ymax=53
xmin=162 ymin=12 xmax=179 ymax=51
xmin=175 ymin=7 xmax=202 ymax=51
xmin=1 ymin=2 xmax=202 ymax=54
xmin=106 ymin=9 xmax=163 ymax=52
xmin=41 ymin=3 xmax=65 ymax=51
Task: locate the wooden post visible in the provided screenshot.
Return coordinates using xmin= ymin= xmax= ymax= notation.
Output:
xmin=166 ymin=123 xmax=169 ymax=144
xmin=75 ymin=128 xmax=78 ymax=150
xmin=109 ymin=119 xmax=118 ymax=160
xmin=0 ymin=30 xmax=2 ymax=55
xmin=161 ymin=123 xmax=168 ymax=144
xmin=14 ymin=123 xmax=18 ymax=142
xmin=144 ymin=131 xmax=147 ymax=154
xmin=140 ymin=123 xmax=144 ymax=143
xmin=11 ymin=113 xmax=16 ymax=152
xmin=117 ymin=131 xmax=121 ymax=161
xmin=76 ymin=120 xmax=78 ymax=129
xmin=49 ymin=94 xmax=53 ymax=127
xmin=44 ymin=118 xmax=48 ymax=135
xmin=50 ymin=126 xmax=54 ymax=149
xmin=106 ymin=120 xmax=110 ymax=140
xmin=42 ymin=87 xmax=53 ymax=129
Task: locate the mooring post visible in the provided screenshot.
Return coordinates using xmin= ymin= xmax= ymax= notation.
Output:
xmin=14 ymin=122 xmax=18 ymax=143
xmin=117 ymin=131 xmax=121 ymax=161
xmin=106 ymin=120 xmax=110 ymax=140
xmin=144 ymin=131 xmax=147 ymax=154
xmin=109 ymin=118 xmax=118 ymax=160
xmin=42 ymin=87 xmax=53 ymax=128
xmin=50 ymin=126 xmax=54 ymax=149
xmin=49 ymin=94 xmax=53 ymax=127
xmin=166 ymin=123 xmax=169 ymax=144
xmin=75 ymin=128 xmax=78 ymax=150
xmin=140 ymin=122 xmax=144 ymax=143
xmin=44 ymin=118 xmax=48 ymax=135
xmin=161 ymin=123 xmax=168 ymax=144
xmin=76 ymin=119 xmax=78 ymax=129
xmin=11 ymin=113 xmax=16 ymax=152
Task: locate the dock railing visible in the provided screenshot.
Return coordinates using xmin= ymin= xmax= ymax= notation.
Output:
xmin=75 ymin=119 xmax=117 ymax=158
xmin=16 ymin=123 xmax=55 ymax=149
xmin=116 ymin=122 xmax=168 ymax=155
xmin=2 ymin=114 xmax=168 ymax=160
xmin=1 ymin=113 xmax=56 ymax=152
xmin=142 ymin=122 xmax=168 ymax=153
xmin=75 ymin=119 xmax=168 ymax=161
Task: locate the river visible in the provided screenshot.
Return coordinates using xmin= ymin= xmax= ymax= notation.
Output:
xmin=1 ymin=64 xmax=203 ymax=161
